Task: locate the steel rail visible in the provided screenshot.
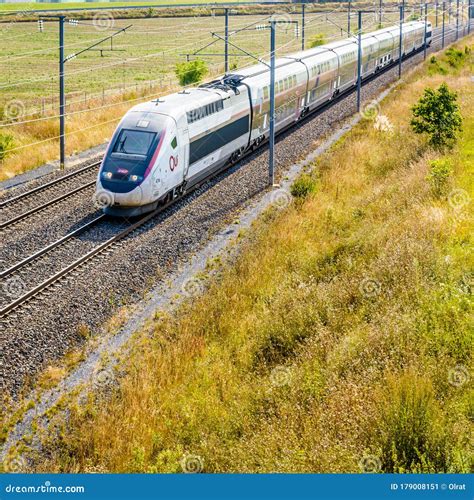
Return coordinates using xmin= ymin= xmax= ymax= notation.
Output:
xmin=0 ymin=213 xmax=106 ymax=279
xmin=0 ymin=179 xmax=96 ymax=231
xmin=0 ymin=208 xmax=159 ymax=318
xmin=0 ymin=161 xmax=100 ymax=209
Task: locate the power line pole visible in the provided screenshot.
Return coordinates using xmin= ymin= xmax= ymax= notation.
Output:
xmin=269 ymin=20 xmax=276 ymax=186
xmin=442 ymin=1 xmax=446 ymax=47
xmin=348 ymin=0 xmax=352 ymax=33
xmin=436 ymin=0 xmax=439 ymax=27
xmin=41 ymin=15 xmax=66 ymax=170
xmin=224 ymin=8 xmax=229 ymax=73
xmin=469 ymin=0 xmax=472 ymax=34
xmin=398 ymin=5 xmax=404 ymax=79
xmin=59 ymin=16 xmax=65 ymax=170
xmin=357 ymin=11 xmax=362 ymax=112
xmin=379 ymin=0 xmax=383 ymax=25
xmin=456 ymin=0 xmax=460 ymax=39
xmin=301 ymin=3 xmax=305 ymax=50
xmin=424 ymin=3 xmax=428 ymax=60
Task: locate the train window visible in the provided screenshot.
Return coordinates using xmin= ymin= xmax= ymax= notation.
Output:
xmin=112 ymin=129 xmax=156 ymax=157
xmin=187 ymin=100 xmax=224 ymax=124
xmin=263 ymin=86 xmax=269 ymax=99
xmin=171 ymin=136 xmax=177 ymax=149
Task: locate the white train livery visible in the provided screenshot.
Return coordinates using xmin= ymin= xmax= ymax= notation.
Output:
xmin=96 ymin=21 xmax=432 ymax=216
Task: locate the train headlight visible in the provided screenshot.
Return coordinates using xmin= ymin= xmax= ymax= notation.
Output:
xmin=130 ymin=174 xmax=142 ymax=182
xmin=102 ymin=171 xmax=113 ymax=180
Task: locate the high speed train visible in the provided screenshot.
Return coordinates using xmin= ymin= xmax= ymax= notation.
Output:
xmin=96 ymin=21 xmax=432 ymax=216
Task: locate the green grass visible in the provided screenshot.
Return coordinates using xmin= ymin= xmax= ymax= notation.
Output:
xmin=0 ymin=0 xmax=231 ymax=13
xmin=20 ymin=41 xmax=473 ymax=474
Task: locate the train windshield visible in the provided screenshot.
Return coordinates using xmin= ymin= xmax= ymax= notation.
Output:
xmin=112 ymin=129 xmax=157 ymax=157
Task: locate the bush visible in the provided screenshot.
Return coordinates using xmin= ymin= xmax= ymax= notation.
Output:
xmin=0 ymin=133 xmax=14 ymax=161
xmin=290 ymin=174 xmax=317 ymax=199
xmin=426 ymin=158 xmax=453 ymax=197
xmin=445 ymin=47 xmax=466 ymax=68
xmin=309 ymin=34 xmax=326 ymax=48
xmin=175 ymin=60 xmax=208 ymax=87
xmin=376 ymin=373 xmax=450 ymax=473
xmin=411 ymin=83 xmax=462 ymax=150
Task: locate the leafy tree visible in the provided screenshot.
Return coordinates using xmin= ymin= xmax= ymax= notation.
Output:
xmin=411 ymin=83 xmax=462 ymax=149
xmin=309 ymin=34 xmax=326 ymax=48
xmin=175 ymin=60 xmax=208 ymax=87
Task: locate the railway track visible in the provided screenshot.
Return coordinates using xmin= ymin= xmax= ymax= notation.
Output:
xmin=0 ymin=201 xmax=173 ymax=321
xmin=0 ymin=161 xmax=100 ymax=231
xmin=0 ymin=28 xmax=463 ymax=323
xmin=0 ymin=23 xmax=468 ymax=398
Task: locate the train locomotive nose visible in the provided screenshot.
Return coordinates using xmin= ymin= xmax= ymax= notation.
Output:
xmin=95 ymin=183 xmax=145 ymax=211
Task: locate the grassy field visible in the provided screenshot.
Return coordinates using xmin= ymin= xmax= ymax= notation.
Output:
xmin=0 ymin=1 xmax=232 ymax=12
xmin=0 ymin=2 xmax=440 ymax=181
xmin=15 ymin=39 xmax=472 ymax=473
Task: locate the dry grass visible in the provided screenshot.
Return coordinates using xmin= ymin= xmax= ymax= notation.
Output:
xmin=28 ymin=40 xmax=474 ymax=473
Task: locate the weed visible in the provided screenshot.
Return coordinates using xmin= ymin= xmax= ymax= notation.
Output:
xmin=426 ymin=158 xmax=453 ymax=197
xmin=290 ymin=173 xmax=317 ymax=199
xmin=0 ymin=134 xmax=14 ymax=161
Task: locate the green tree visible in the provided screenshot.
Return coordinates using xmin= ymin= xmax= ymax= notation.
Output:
xmin=175 ymin=60 xmax=208 ymax=87
xmin=410 ymin=83 xmax=462 ymax=149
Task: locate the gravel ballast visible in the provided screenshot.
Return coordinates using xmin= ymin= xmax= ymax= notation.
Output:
xmin=0 ymin=26 xmax=465 ymax=397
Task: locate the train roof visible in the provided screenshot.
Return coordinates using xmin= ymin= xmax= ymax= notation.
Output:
xmin=127 ymin=21 xmax=428 ymax=118
xmin=126 ymin=85 xmax=234 ymax=118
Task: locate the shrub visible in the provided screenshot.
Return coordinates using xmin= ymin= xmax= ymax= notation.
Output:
xmin=309 ymin=34 xmax=326 ymax=48
xmin=290 ymin=173 xmax=317 ymax=199
xmin=0 ymin=133 xmax=14 ymax=161
xmin=445 ymin=47 xmax=465 ymax=68
xmin=426 ymin=158 xmax=453 ymax=197
xmin=411 ymin=83 xmax=462 ymax=150
xmin=376 ymin=373 xmax=449 ymax=473
xmin=175 ymin=60 xmax=208 ymax=87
